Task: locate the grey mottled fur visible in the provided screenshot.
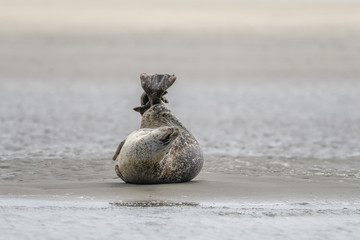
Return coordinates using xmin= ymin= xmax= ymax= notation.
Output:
xmin=113 ymin=73 xmax=204 ymax=184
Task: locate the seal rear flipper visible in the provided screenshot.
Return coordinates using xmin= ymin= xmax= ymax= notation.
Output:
xmin=140 ymin=73 xmax=176 ymax=105
xmin=134 ymin=93 xmax=169 ymax=115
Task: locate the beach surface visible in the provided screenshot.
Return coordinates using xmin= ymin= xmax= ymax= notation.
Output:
xmin=1 ymin=0 xmax=360 ymax=239
xmin=1 ymin=172 xmax=360 ymax=240
xmin=1 ymin=171 xmax=360 ymax=240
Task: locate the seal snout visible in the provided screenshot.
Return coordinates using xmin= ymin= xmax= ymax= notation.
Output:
xmin=170 ymin=127 xmax=180 ymax=139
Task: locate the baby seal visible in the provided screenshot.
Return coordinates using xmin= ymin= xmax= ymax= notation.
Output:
xmin=112 ymin=73 xmax=204 ymax=184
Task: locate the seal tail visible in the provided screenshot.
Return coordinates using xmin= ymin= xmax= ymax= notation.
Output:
xmin=140 ymin=73 xmax=176 ymax=105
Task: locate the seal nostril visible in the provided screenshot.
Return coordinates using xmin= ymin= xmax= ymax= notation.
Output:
xmin=160 ymin=129 xmax=178 ymax=145
xmin=160 ymin=135 xmax=171 ymax=145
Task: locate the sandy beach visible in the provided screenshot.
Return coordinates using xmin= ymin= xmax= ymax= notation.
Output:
xmin=2 ymin=172 xmax=360 ymax=203
xmin=1 ymin=0 xmax=360 ymax=239
xmin=1 ymin=172 xmax=360 ymax=239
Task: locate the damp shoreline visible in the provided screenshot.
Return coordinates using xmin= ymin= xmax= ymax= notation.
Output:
xmin=1 ymin=172 xmax=360 ymax=240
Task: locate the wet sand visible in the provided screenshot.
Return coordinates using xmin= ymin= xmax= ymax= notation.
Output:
xmin=1 ymin=171 xmax=360 ymax=239
xmin=1 ymin=172 xmax=360 ymax=204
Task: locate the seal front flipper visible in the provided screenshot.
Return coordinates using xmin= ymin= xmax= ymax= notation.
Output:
xmin=133 ymin=102 xmax=150 ymax=115
xmin=140 ymin=73 xmax=176 ymax=105
xmin=113 ymin=139 xmax=126 ymax=161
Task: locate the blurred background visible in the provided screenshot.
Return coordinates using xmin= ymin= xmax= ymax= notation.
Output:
xmin=1 ymin=0 xmax=360 ymax=181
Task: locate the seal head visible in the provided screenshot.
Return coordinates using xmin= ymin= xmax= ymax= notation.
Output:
xmin=115 ymin=126 xmax=179 ymax=184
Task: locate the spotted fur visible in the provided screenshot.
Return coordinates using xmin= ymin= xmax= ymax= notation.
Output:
xmin=113 ymin=73 xmax=204 ymax=184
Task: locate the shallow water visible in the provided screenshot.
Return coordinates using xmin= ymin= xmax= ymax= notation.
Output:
xmin=1 ymin=199 xmax=359 ymax=240
xmin=1 ymin=79 xmax=360 ymax=182
xmin=1 ymin=80 xmax=360 ymax=161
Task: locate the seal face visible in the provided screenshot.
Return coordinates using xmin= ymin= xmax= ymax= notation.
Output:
xmin=113 ymin=73 xmax=204 ymax=184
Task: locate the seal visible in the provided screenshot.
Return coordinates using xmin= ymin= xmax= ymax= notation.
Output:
xmin=112 ymin=73 xmax=204 ymax=184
